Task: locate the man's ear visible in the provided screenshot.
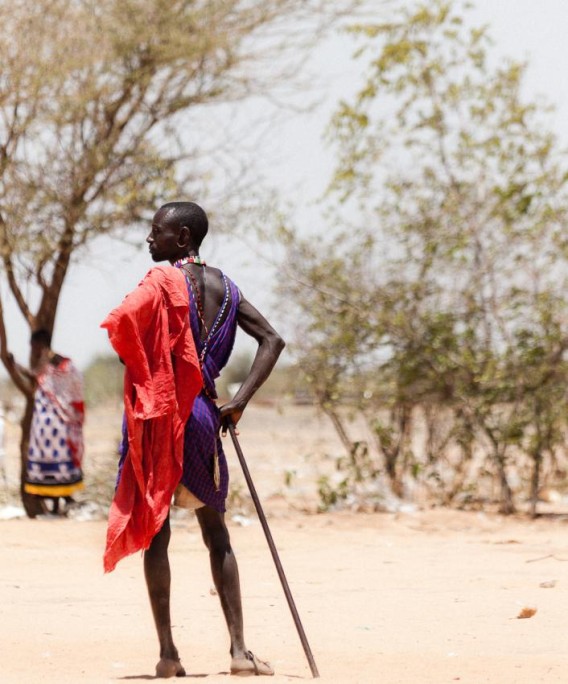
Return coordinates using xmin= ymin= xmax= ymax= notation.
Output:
xmin=177 ymin=225 xmax=191 ymax=249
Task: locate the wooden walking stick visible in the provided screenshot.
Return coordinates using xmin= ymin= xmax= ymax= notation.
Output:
xmin=226 ymin=421 xmax=320 ymax=679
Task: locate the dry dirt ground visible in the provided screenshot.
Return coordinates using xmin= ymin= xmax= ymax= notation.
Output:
xmin=2 ymin=404 xmax=568 ymax=683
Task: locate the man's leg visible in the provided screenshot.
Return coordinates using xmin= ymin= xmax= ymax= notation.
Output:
xmin=144 ymin=514 xmax=186 ymax=678
xmin=196 ymin=506 xmax=245 ymax=657
xmin=196 ymin=505 xmax=273 ymax=675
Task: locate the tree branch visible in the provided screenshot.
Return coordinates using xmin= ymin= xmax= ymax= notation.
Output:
xmin=0 ymin=292 xmax=33 ymax=396
xmin=0 ymin=214 xmax=33 ymax=323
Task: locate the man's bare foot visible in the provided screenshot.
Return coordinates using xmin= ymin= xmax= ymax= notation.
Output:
xmin=155 ymin=657 xmax=186 ymax=678
xmin=230 ymin=651 xmax=274 ymax=676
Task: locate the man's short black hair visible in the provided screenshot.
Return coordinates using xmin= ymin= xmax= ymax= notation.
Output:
xmin=31 ymin=328 xmax=52 ymax=347
xmin=160 ymin=201 xmax=209 ymax=248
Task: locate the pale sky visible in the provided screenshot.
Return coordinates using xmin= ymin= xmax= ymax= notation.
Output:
xmin=4 ymin=0 xmax=568 ymax=370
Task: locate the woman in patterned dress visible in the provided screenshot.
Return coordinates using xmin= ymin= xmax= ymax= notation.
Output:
xmin=24 ymin=329 xmax=85 ymax=515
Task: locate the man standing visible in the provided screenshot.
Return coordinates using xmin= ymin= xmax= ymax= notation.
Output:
xmin=103 ymin=201 xmax=284 ymax=678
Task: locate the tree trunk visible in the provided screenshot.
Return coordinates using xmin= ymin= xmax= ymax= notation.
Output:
xmin=322 ymin=405 xmax=353 ymax=455
xmin=529 ymin=450 xmax=542 ymax=519
xmin=529 ymin=412 xmax=545 ymax=519
xmin=496 ymin=451 xmax=515 ymax=515
xmin=385 ymin=405 xmax=410 ymax=499
xmin=19 ymin=394 xmax=44 ymax=518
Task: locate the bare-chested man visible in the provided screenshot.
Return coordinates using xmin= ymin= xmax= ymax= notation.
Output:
xmin=107 ymin=201 xmax=284 ymax=678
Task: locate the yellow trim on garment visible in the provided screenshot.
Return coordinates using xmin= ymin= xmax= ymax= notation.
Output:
xmin=24 ymin=482 xmax=84 ymax=497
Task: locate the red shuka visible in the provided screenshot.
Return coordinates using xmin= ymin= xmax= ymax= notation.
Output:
xmin=101 ymin=266 xmax=202 ymax=573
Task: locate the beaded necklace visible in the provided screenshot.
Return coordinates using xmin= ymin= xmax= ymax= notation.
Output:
xmin=182 ymin=267 xmax=209 ymax=338
xmin=173 ymin=255 xmax=208 ymax=335
xmin=173 ymin=255 xmax=206 ymax=267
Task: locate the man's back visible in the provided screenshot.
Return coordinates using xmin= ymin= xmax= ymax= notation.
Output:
xmin=179 ymin=263 xmax=232 ymax=336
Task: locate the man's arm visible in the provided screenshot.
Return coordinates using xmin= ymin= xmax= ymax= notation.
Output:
xmin=219 ymin=296 xmax=285 ymax=427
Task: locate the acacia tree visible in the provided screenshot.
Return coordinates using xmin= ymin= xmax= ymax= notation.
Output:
xmin=277 ymin=0 xmax=568 ymax=512
xmin=0 ymin=0 xmax=355 ymax=514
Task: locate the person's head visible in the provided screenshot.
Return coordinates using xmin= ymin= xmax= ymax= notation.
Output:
xmin=30 ymin=328 xmax=52 ymax=351
xmin=30 ymin=328 xmax=52 ymax=368
xmin=147 ymin=201 xmax=209 ymax=263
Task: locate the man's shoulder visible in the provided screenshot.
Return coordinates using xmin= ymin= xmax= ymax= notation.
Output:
xmin=204 ymin=266 xmax=239 ymax=289
xmin=141 ymin=265 xmax=186 ymax=289
xmin=203 ymin=267 xmax=241 ymax=301
xmin=203 ymin=264 xmax=224 ymax=278
xmin=142 ymin=264 xmax=179 ymax=280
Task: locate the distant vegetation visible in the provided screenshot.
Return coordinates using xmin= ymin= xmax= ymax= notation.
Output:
xmin=82 ymin=355 xmax=124 ymax=407
xmin=276 ymin=0 xmax=568 ymax=516
xmin=83 ymin=352 xmax=310 ymax=407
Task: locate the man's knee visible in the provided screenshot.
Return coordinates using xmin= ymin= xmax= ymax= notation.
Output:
xmin=197 ymin=508 xmax=231 ymax=554
xmin=147 ymin=517 xmax=171 ymax=555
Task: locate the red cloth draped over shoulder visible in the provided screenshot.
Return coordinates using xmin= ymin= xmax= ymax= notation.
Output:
xmin=101 ymin=265 xmax=202 ymax=573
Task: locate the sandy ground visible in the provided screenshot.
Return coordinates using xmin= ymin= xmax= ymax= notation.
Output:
xmin=2 ymin=405 xmax=568 ymax=683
